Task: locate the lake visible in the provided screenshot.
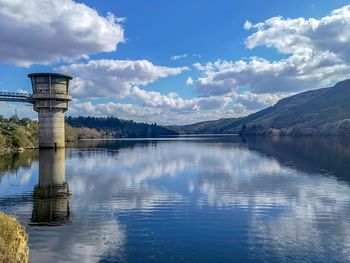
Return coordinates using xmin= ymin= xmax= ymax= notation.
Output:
xmin=1 ymin=136 xmax=350 ymax=262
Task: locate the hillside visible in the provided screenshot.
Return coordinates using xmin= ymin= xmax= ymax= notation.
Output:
xmin=173 ymin=79 xmax=350 ymax=136
xmin=66 ymin=116 xmax=178 ymax=138
xmin=168 ymin=118 xmax=238 ymax=134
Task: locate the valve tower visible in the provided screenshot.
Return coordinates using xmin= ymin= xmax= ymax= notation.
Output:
xmin=28 ymin=73 xmax=72 ymax=148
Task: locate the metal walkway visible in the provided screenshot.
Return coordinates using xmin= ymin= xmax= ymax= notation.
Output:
xmin=0 ymin=91 xmax=33 ymax=103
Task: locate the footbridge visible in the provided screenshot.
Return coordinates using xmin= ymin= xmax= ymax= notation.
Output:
xmin=0 ymin=91 xmax=33 ymax=103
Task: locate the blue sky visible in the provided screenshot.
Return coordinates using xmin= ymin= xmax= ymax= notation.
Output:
xmin=1 ymin=0 xmax=350 ymax=124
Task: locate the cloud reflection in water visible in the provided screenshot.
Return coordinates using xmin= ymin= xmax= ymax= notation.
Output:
xmin=1 ymin=137 xmax=350 ymax=262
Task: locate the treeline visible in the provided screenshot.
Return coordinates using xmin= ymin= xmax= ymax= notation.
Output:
xmin=0 ymin=114 xmax=178 ymax=154
xmin=65 ymin=116 xmax=178 ymax=138
xmin=0 ymin=115 xmax=39 ymax=153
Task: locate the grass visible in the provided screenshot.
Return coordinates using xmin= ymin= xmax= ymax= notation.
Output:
xmin=0 ymin=212 xmax=28 ymax=263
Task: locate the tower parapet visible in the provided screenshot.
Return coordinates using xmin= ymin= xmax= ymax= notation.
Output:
xmin=28 ymin=73 xmax=73 ymax=148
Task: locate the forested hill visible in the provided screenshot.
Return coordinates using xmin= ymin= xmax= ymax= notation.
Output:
xmin=172 ymin=79 xmax=350 ymax=136
xmin=168 ymin=118 xmax=238 ymax=134
xmin=65 ymin=116 xmax=178 ymax=138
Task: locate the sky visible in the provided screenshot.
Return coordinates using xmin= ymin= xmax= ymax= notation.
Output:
xmin=0 ymin=0 xmax=350 ymax=124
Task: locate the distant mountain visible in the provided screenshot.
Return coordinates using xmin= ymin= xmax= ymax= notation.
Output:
xmin=172 ymin=79 xmax=350 ymax=136
xmin=66 ymin=116 xmax=178 ymax=138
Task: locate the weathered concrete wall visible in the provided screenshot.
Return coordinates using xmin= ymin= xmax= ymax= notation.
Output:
xmin=38 ymin=109 xmax=65 ymax=148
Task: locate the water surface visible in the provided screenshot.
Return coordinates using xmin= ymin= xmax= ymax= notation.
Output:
xmin=1 ymin=136 xmax=350 ymax=262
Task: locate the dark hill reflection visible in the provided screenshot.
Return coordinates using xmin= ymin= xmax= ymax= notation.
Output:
xmin=1 ymin=136 xmax=350 ymax=262
xmin=243 ymin=136 xmax=350 ymax=182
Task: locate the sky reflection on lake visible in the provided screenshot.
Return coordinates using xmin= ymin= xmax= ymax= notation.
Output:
xmin=1 ymin=136 xmax=350 ymax=262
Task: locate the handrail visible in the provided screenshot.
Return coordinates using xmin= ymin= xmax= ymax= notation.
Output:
xmin=0 ymin=91 xmax=32 ymax=98
xmin=0 ymin=91 xmax=33 ymax=103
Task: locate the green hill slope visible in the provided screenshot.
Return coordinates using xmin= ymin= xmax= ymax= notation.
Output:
xmin=174 ymin=79 xmax=350 ymax=136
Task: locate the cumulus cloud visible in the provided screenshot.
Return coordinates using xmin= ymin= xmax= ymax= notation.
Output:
xmin=192 ymin=5 xmax=350 ymax=99
xmin=245 ymin=5 xmax=350 ymax=61
xmin=59 ymin=58 xmax=238 ymax=124
xmin=131 ymin=87 xmax=193 ymax=109
xmin=237 ymin=92 xmax=284 ymax=110
xmin=130 ymin=86 xmax=231 ymax=111
xmin=193 ymin=52 xmax=349 ymax=96
xmin=58 ymin=59 xmax=188 ymax=98
xmin=69 ymin=95 xmax=233 ymax=124
xmin=70 ymin=101 xmax=162 ymax=120
xmin=0 ymin=0 xmax=124 ymax=66
xmin=69 ymin=95 xmax=234 ymax=124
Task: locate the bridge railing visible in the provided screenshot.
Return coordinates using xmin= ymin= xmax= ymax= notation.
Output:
xmin=0 ymin=91 xmax=33 ymax=103
xmin=0 ymin=91 xmax=32 ymax=98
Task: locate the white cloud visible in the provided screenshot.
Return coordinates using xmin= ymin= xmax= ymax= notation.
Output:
xmin=58 ymin=59 xmax=188 ymax=98
xmin=69 ymin=96 xmax=233 ymax=123
xmin=171 ymin=54 xmax=188 ymax=60
xmin=245 ymin=5 xmax=350 ymax=61
xmin=59 ymin=58 xmax=238 ymax=124
xmin=0 ymin=0 xmax=124 ymax=67
xmin=186 ymin=77 xmax=194 ymax=85
xmin=70 ymin=101 xmax=161 ymax=119
xmin=192 ymin=5 xmax=350 ymax=99
xmin=171 ymin=54 xmax=202 ymax=60
xmin=193 ymin=52 xmax=350 ymax=96
xmin=237 ymin=92 xmax=284 ymax=110
xmin=243 ymin=20 xmax=253 ymax=30
xmin=69 ymin=95 xmax=234 ymax=125
xmin=131 ymin=86 xmax=195 ymax=109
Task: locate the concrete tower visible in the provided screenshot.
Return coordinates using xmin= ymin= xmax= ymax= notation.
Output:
xmin=28 ymin=73 xmax=73 ymax=148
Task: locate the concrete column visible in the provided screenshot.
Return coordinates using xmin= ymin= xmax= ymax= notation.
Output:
xmin=38 ymin=109 xmax=65 ymax=148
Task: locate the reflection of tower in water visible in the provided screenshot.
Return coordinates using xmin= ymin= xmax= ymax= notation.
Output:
xmin=31 ymin=149 xmax=70 ymax=226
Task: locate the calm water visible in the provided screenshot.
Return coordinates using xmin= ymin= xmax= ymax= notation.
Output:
xmin=1 ymin=136 xmax=350 ymax=263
